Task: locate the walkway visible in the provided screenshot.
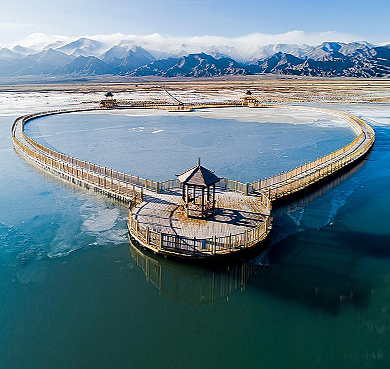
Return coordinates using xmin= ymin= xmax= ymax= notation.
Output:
xmin=11 ymin=102 xmax=375 ymax=259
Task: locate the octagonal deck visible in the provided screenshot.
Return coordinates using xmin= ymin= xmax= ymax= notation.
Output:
xmin=132 ymin=189 xmax=271 ymax=239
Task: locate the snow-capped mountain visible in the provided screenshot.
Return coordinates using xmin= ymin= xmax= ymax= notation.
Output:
xmin=56 ymin=38 xmax=108 ymax=58
xmin=0 ymin=38 xmax=389 ymax=78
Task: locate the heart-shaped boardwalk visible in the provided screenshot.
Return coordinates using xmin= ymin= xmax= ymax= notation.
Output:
xmin=12 ymin=101 xmax=375 ymax=260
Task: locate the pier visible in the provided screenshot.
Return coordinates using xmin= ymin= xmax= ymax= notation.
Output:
xmin=11 ymin=99 xmax=375 ymax=259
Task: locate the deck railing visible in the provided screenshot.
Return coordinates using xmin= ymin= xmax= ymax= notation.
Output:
xmin=249 ymin=108 xmax=375 ymax=200
xmin=12 ymin=104 xmax=375 ymax=258
xmin=13 ymin=109 xmax=162 ymax=193
xmin=12 ymin=110 xmax=144 ymax=201
xmin=128 ymin=210 xmax=272 ymax=257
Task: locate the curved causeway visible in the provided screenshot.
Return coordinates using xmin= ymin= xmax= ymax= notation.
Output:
xmin=11 ymin=102 xmax=375 ymax=260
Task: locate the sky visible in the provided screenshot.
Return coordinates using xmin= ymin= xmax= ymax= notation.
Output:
xmin=0 ymin=0 xmax=389 ymax=47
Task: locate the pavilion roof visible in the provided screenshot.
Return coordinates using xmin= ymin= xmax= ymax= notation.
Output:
xmin=177 ymin=162 xmax=220 ymax=187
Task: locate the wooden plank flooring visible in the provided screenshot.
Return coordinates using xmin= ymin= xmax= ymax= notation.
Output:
xmin=133 ymin=189 xmax=270 ymax=238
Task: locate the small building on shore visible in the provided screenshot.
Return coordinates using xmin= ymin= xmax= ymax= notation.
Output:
xmin=241 ymin=90 xmax=259 ymax=107
xmin=100 ymin=92 xmax=118 ymax=108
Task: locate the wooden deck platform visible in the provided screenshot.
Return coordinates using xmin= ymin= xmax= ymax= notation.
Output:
xmin=133 ymin=189 xmax=270 ymax=239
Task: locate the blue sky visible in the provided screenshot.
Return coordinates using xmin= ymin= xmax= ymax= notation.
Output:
xmin=1 ymin=0 xmax=389 ymax=46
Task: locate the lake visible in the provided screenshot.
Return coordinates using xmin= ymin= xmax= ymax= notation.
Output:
xmin=1 ymin=102 xmax=389 ymax=369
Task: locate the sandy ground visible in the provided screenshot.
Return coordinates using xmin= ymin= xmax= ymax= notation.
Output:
xmin=0 ymin=78 xmax=389 ymax=115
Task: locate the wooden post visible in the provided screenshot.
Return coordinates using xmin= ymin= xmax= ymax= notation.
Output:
xmin=201 ymin=186 xmax=204 ymax=217
xmin=213 ymin=184 xmax=216 ymax=211
xmin=146 ymin=227 xmax=150 ymax=245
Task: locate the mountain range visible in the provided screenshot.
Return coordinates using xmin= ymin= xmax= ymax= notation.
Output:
xmin=0 ymin=38 xmax=389 ymax=78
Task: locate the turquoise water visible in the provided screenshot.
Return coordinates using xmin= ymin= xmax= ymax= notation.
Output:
xmin=1 ymin=105 xmax=390 ymax=368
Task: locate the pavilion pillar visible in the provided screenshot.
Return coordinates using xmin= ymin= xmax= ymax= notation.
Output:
xmin=201 ymin=187 xmax=205 ymax=218
xmin=213 ymin=184 xmax=216 ymax=211
xmin=186 ymin=185 xmax=190 ymax=217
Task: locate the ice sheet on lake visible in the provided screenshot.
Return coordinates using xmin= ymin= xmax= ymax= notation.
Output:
xmin=25 ymin=108 xmax=356 ymax=182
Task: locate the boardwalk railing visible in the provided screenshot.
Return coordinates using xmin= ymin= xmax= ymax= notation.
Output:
xmin=12 ymin=110 xmax=144 ymax=202
xmin=249 ymin=108 xmax=375 ymax=200
xmin=12 ymin=104 xmax=375 ymax=258
xmin=13 ymin=109 xmax=162 ymax=194
xmin=128 ymin=210 xmax=272 ymax=257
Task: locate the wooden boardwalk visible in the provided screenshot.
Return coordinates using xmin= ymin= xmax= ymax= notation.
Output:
xmin=133 ymin=189 xmax=270 ymax=238
xmin=11 ymin=101 xmax=375 ymax=259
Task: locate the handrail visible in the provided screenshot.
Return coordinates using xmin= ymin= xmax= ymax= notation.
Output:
xmin=12 ymin=103 xmax=375 ymax=258
xmin=249 ymin=106 xmax=375 ymax=200
xmin=13 ymin=109 xmax=161 ymax=193
xmin=12 ymin=109 xmax=143 ymax=202
xmin=128 ymin=208 xmax=272 ymax=256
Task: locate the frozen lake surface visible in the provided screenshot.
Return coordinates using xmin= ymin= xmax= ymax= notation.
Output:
xmin=25 ymin=107 xmax=355 ymax=181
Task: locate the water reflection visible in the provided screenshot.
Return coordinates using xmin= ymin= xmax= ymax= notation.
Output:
xmin=129 ymin=236 xmax=372 ymax=314
xmin=128 ymin=239 xmax=261 ymax=305
xmin=274 ymin=155 xmax=366 ymax=217
xmin=250 ymin=251 xmax=372 ymax=315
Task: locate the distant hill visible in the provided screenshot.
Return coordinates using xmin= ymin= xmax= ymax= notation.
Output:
xmin=131 ymin=53 xmax=247 ymax=77
xmin=0 ymin=38 xmax=389 ymax=78
xmin=247 ymin=44 xmax=390 ymax=77
xmin=53 ymin=56 xmax=114 ymax=75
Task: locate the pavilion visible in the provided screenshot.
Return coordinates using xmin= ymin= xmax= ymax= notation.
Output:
xmin=100 ymin=91 xmax=117 ymax=108
xmin=241 ymin=90 xmax=259 ymax=106
xmin=177 ymin=159 xmax=220 ymax=219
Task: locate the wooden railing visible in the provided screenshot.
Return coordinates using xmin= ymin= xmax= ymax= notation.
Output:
xmin=12 ymin=110 xmax=144 ymax=202
xmin=128 ymin=211 xmax=272 ymax=257
xmin=13 ymin=109 xmax=161 ymax=193
xmin=249 ymin=107 xmax=375 ymax=200
xmin=12 ymin=104 xmax=375 ymax=258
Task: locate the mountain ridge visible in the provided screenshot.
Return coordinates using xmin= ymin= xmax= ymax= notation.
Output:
xmin=0 ymin=38 xmax=389 ymax=78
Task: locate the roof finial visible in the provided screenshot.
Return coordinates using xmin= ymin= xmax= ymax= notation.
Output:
xmin=198 ymin=157 xmax=201 ymax=167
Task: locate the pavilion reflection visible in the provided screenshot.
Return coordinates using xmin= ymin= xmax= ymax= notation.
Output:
xmin=128 ymin=238 xmax=261 ymax=305
xmin=128 ymin=234 xmax=372 ymax=313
